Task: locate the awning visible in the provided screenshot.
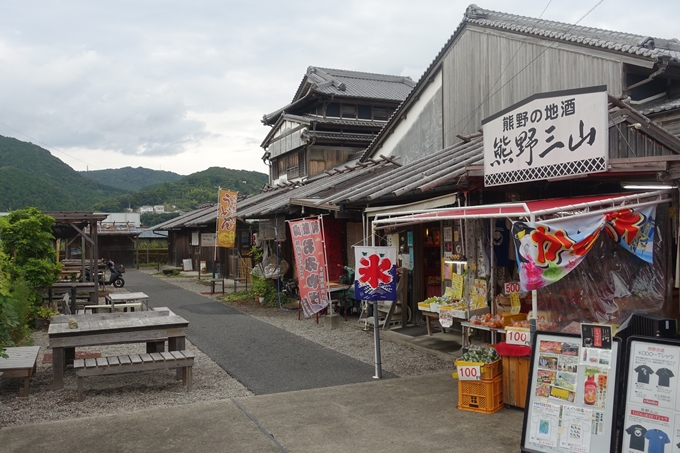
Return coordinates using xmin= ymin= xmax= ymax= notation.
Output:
xmin=372 ymin=189 xmax=672 ymax=229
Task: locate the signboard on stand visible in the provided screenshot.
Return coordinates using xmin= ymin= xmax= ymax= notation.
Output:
xmin=521 ymin=332 xmax=620 ymax=453
xmin=619 ymin=337 xmax=680 ymax=453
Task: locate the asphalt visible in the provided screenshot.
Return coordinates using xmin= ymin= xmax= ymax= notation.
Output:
xmin=0 ymin=270 xmax=527 ymax=452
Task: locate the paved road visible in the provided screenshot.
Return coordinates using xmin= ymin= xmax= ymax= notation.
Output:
xmin=123 ymin=270 xmax=393 ymax=394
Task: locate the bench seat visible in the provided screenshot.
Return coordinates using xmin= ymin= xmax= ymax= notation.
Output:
xmin=0 ymin=346 xmax=40 ymax=397
xmin=74 ymin=350 xmax=194 ymax=401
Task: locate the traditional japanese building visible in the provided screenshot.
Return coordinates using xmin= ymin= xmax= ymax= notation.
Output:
xmin=260 ymin=66 xmax=414 ymax=185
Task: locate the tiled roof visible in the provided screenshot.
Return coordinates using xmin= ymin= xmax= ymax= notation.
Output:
xmin=263 ymin=66 xmax=414 ymax=125
xmin=360 ymin=3 xmax=680 ymax=161
xmin=301 ymin=130 xmax=376 ymax=144
xmin=464 ymin=4 xmax=680 ymax=62
xmin=639 ymin=94 xmax=680 ymax=114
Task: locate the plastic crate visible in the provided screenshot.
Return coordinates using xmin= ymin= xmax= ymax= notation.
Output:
xmin=458 ymin=375 xmax=504 ymax=414
xmin=455 ymin=359 xmax=502 ymax=381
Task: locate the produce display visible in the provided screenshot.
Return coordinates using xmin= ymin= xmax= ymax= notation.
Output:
xmin=469 ymin=313 xmax=504 ymax=328
xmin=460 ymin=346 xmax=500 ymax=364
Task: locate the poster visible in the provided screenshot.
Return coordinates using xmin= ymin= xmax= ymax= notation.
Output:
xmin=619 ymin=338 xmax=680 ymax=453
xmin=450 ymin=274 xmax=464 ymax=300
xmin=522 ymin=332 xmax=620 ymax=453
xmin=580 ymin=323 xmax=613 ymax=369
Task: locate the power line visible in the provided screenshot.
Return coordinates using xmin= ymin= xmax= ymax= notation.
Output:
xmin=0 ymin=121 xmax=97 ymax=169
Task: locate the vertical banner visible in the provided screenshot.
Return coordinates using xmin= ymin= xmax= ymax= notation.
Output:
xmin=289 ymin=218 xmax=329 ymax=317
xmin=217 ymin=190 xmax=238 ymax=248
xmin=354 ymin=246 xmax=397 ymax=301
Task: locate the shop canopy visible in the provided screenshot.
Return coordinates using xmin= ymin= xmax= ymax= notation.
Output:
xmin=372 ymin=189 xmax=673 ymax=229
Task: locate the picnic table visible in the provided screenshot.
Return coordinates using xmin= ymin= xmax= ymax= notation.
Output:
xmin=48 ymin=282 xmax=98 ymax=310
xmin=105 ymin=292 xmax=150 ymax=310
xmin=48 ymin=309 xmax=189 ymax=389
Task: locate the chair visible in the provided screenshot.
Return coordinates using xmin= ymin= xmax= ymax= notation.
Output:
xmin=60 ymin=293 xmax=72 ymax=315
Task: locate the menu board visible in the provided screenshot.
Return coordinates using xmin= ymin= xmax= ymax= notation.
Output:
xmin=521 ymin=332 xmax=620 ymax=453
xmin=619 ymin=337 xmax=680 ymax=453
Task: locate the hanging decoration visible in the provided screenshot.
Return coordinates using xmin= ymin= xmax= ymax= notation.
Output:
xmin=512 ymin=205 xmax=657 ymax=291
xmin=289 ymin=218 xmax=330 ymax=317
xmin=354 ymin=246 xmax=397 ymax=301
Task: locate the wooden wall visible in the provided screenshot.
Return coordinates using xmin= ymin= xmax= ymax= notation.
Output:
xmin=442 ymin=26 xmax=626 ymax=146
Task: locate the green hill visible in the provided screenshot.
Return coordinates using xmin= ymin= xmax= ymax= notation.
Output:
xmin=80 ymin=167 xmax=183 ymax=191
xmin=0 ymin=135 xmax=128 ymax=211
xmin=0 ymin=135 xmax=269 ymax=212
xmin=92 ymin=167 xmax=269 ymax=212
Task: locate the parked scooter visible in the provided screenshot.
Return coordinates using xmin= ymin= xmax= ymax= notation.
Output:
xmin=86 ymin=259 xmax=125 ymax=288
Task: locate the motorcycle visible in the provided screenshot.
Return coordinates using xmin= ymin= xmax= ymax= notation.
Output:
xmin=86 ymin=259 xmax=125 ymax=288
xmin=279 ymin=277 xmax=299 ymax=299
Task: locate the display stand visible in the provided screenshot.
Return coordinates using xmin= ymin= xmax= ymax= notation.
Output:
xmin=521 ymin=332 xmax=620 ymax=453
xmin=618 ymin=336 xmax=680 ymax=453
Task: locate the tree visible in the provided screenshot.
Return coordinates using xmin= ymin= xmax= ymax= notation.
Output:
xmin=0 ymin=208 xmax=60 ymax=354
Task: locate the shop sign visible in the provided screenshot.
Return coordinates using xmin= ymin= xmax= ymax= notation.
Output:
xmin=201 ymin=233 xmax=216 ymax=247
xmin=482 ymin=86 xmax=608 ymax=187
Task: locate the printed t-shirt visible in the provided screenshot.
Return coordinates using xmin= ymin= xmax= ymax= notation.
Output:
xmin=625 ymin=424 xmax=647 ymax=451
xmin=655 ymin=368 xmax=674 ymax=387
xmin=644 ymin=429 xmax=670 ymax=453
xmin=635 ymin=365 xmax=653 ymax=384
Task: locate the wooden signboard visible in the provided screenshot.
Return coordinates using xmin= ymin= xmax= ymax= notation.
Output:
xmin=521 ymin=331 xmax=620 ymax=453
xmin=182 ymin=259 xmax=192 ymax=271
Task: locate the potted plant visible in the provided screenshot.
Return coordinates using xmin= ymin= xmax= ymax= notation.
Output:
xmin=252 ymin=276 xmax=269 ymax=304
xmin=33 ymin=306 xmax=60 ymax=329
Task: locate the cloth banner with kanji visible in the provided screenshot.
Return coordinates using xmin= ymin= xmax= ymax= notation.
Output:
xmin=217 ymin=190 xmax=238 ymax=248
xmin=354 ymin=246 xmax=397 ymax=301
xmin=289 ymin=218 xmax=330 ymax=317
xmin=512 ymin=205 xmax=657 ymax=291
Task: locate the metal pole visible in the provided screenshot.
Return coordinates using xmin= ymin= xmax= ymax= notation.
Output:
xmin=373 ymin=300 xmax=382 ymax=379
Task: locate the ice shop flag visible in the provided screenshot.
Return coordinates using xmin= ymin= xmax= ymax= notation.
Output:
xmin=354 ymin=246 xmax=398 ymax=301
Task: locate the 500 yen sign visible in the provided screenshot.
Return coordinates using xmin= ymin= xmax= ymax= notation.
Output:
xmin=457 ymin=365 xmax=481 ymax=381
xmin=506 ymin=328 xmax=531 ymax=346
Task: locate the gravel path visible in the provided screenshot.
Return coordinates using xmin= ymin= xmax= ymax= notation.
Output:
xmin=0 ymin=270 xmax=452 ymax=427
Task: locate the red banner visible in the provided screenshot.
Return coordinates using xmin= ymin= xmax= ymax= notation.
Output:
xmin=289 ymin=218 xmax=329 ymax=317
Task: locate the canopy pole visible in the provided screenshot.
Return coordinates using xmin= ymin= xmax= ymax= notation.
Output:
xmin=369 ymin=219 xmax=383 ymax=379
xmin=529 ymin=213 xmax=537 ymax=335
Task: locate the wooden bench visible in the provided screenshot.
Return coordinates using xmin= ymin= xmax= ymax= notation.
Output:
xmin=74 ymin=350 xmax=195 ymax=401
xmin=0 ymin=346 xmax=40 ymax=397
xmin=83 ymin=303 xmax=143 ymax=313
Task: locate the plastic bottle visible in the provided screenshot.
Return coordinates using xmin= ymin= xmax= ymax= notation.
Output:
xmin=584 ymin=375 xmax=597 ymax=405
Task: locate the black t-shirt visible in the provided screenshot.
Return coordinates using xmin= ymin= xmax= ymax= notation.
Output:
xmin=655 ymin=368 xmax=674 ymax=387
xmin=635 ymin=365 xmax=653 ymax=384
xmin=625 ymin=424 xmax=647 ymax=451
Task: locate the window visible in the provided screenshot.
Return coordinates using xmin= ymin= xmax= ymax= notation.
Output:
xmin=373 ymin=107 xmax=389 ymax=121
xmin=326 ymin=103 xmax=340 ymax=117
xmin=358 ymin=105 xmax=372 ymax=119
xmin=341 ymin=104 xmax=357 ymax=119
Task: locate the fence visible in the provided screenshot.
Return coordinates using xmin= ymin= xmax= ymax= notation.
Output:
xmin=138 ymin=248 xmax=169 ymax=266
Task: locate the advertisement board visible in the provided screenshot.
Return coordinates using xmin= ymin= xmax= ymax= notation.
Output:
xmin=521 ymin=332 xmax=620 ymax=453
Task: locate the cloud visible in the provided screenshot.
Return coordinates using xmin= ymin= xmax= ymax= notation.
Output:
xmin=0 ymin=0 xmax=678 ymax=176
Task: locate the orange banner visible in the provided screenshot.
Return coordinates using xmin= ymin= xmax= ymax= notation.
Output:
xmin=217 ymin=190 xmax=238 ymax=248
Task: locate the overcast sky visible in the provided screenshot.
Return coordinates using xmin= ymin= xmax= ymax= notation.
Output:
xmin=0 ymin=1 xmax=678 ymax=176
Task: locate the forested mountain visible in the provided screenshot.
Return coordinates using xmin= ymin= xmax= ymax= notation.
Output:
xmin=0 ymin=135 xmax=127 ymax=211
xmin=80 ymin=167 xmax=183 ymax=191
xmin=0 ymin=135 xmax=269 ymax=212
xmin=92 ymin=167 xmax=268 ymax=212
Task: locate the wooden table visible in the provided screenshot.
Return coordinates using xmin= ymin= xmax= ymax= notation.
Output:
xmin=48 ymin=309 xmax=188 ymax=389
xmin=420 ymin=310 xmax=448 ymax=336
xmin=105 ymin=292 xmax=150 ymax=310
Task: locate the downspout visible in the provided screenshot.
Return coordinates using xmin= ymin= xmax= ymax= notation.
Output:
xmin=624 ymin=58 xmax=669 ymax=96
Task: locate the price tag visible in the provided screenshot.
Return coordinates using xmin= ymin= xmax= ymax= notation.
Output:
xmin=504 ymin=281 xmax=520 ymax=294
xmin=457 ymin=364 xmax=481 ymax=381
xmin=506 ymin=327 xmax=531 ymax=346
xmin=510 ymin=292 xmax=521 ymax=315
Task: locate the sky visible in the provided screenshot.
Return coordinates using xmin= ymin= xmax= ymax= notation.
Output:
xmin=0 ymin=1 xmax=678 ymax=176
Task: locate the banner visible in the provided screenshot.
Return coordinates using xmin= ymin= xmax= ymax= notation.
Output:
xmin=354 ymin=246 xmax=397 ymax=301
xmin=289 ymin=218 xmax=329 ymax=317
xmin=512 ymin=205 xmax=657 ymax=291
xmin=217 ymin=190 xmax=238 ymax=248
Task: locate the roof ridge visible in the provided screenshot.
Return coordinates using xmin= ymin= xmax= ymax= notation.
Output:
xmin=311 ymin=66 xmax=415 ymax=85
